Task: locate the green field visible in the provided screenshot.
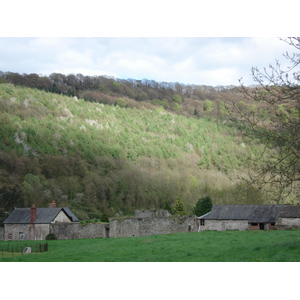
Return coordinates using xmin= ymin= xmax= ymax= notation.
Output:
xmin=1 ymin=230 xmax=299 ymax=262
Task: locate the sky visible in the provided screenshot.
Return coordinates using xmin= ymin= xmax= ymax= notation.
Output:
xmin=1 ymin=1 xmax=297 ymax=88
xmin=0 ymin=37 xmax=293 ymax=87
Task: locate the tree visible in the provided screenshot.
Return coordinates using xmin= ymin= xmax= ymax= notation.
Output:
xmin=204 ymin=99 xmax=214 ymax=111
xmin=173 ymin=199 xmax=186 ymax=215
xmin=163 ymin=201 xmax=173 ymax=214
xmin=237 ymin=37 xmax=300 ymax=202
xmin=0 ymin=184 xmax=24 ymax=213
xmin=193 ymin=196 xmax=213 ymax=216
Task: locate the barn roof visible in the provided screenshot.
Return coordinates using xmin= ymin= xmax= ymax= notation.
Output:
xmin=3 ymin=207 xmax=79 ymax=224
xmin=279 ymin=205 xmax=300 ymax=218
xmin=197 ymin=204 xmax=298 ymax=223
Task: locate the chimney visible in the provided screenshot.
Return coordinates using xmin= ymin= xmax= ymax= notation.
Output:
xmin=49 ymin=201 xmax=56 ymax=208
xmin=30 ymin=204 xmax=37 ymax=223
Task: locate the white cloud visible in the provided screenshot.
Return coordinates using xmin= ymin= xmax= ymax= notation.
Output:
xmin=0 ymin=37 xmax=295 ymax=86
xmin=58 ymin=50 xmax=93 ymax=66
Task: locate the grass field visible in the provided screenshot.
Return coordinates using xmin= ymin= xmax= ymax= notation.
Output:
xmin=0 ymin=230 xmax=299 ymax=262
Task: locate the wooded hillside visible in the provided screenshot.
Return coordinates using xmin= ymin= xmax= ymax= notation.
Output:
xmin=0 ymin=74 xmax=293 ymax=222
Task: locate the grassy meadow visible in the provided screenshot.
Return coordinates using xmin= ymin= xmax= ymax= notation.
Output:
xmin=1 ymin=230 xmax=299 ymax=262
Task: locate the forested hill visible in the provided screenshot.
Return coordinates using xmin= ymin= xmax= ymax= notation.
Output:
xmin=0 ymin=71 xmax=246 ymax=118
xmin=0 ymin=75 xmax=277 ymax=222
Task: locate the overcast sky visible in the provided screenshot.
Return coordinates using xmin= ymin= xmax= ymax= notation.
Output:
xmin=0 ymin=1 xmax=297 ymax=87
xmin=0 ymin=37 xmax=293 ymax=87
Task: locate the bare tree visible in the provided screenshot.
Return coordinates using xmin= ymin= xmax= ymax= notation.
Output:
xmin=236 ymin=37 xmax=300 ymax=202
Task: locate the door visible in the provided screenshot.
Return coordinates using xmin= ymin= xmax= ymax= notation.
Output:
xmin=259 ymin=223 xmax=264 ymax=230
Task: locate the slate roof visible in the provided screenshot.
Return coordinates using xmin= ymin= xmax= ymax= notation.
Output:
xmin=3 ymin=207 xmax=79 ymax=224
xmin=279 ymin=205 xmax=300 ymax=218
xmin=197 ymin=204 xmax=299 ymax=223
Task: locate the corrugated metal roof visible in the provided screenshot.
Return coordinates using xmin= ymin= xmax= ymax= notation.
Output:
xmin=198 ymin=204 xmax=291 ymax=223
xmin=3 ymin=207 xmax=79 ymax=224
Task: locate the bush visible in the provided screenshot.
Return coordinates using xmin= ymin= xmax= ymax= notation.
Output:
xmin=193 ymin=196 xmax=213 ymax=216
xmin=173 ymin=199 xmax=186 ymax=215
xmin=100 ymin=213 xmax=109 ymax=223
xmin=45 ymin=233 xmax=57 ymax=240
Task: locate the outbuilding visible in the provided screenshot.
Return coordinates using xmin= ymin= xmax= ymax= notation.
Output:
xmin=2 ymin=201 xmax=79 ymax=241
xmin=197 ymin=204 xmax=300 ymax=231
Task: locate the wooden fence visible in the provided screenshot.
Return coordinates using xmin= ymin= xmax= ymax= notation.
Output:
xmin=0 ymin=242 xmax=48 ymax=258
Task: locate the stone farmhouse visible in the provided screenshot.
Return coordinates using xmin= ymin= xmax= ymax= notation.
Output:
xmin=3 ymin=201 xmax=79 ymax=241
xmin=197 ymin=204 xmax=300 ymax=231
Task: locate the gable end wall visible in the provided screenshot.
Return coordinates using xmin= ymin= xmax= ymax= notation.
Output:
xmin=53 ymin=210 xmax=72 ymax=223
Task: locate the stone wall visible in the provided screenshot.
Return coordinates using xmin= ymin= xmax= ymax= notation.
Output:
xmin=3 ymin=223 xmax=50 ymax=241
xmin=276 ymin=217 xmax=300 ymax=229
xmin=0 ymin=227 xmax=3 ymax=240
xmin=135 ymin=209 xmax=171 ymax=219
xmin=50 ymin=222 xmax=108 ymax=239
xmin=1 ymin=214 xmax=197 ymax=241
xmin=199 ymin=219 xmax=249 ymax=231
xmin=109 ymin=215 xmax=197 ymax=238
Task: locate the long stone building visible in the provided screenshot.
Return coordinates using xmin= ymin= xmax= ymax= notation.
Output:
xmin=197 ymin=204 xmax=300 ymax=231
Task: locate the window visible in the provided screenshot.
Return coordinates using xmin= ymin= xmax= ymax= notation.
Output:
xmin=251 ymin=223 xmax=258 ymax=226
xmin=19 ymin=232 xmax=24 ymax=239
xmin=200 ymin=219 xmax=205 ymax=226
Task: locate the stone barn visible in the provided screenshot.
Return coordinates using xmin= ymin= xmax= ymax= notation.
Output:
xmin=197 ymin=204 xmax=300 ymax=231
xmin=2 ymin=201 xmax=79 ymax=241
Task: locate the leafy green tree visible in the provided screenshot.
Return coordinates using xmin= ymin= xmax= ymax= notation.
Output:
xmin=193 ymin=196 xmax=213 ymax=216
xmin=237 ymin=37 xmax=300 ymax=201
xmin=0 ymin=184 xmax=24 ymax=213
xmin=204 ymin=99 xmax=214 ymax=111
xmin=163 ymin=201 xmax=173 ymax=214
xmin=173 ymin=199 xmax=186 ymax=215
xmin=172 ymin=94 xmax=182 ymax=104
xmin=22 ymin=174 xmax=49 ymax=207
xmin=100 ymin=213 xmax=109 ymax=223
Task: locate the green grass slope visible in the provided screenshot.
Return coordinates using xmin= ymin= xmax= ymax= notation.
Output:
xmin=1 ymin=230 xmax=299 ymax=262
